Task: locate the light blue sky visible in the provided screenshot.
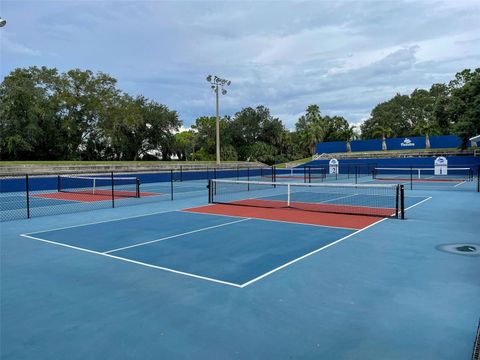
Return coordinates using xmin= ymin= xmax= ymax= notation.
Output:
xmin=1 ymin=0 xmax=479 ymax=129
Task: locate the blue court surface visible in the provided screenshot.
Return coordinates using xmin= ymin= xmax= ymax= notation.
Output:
xmin=1 ymin=183 xmax=479 ymax=359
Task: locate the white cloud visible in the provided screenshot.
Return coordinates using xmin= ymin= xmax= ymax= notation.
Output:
xmin=1 ymin=0 xmax=479 ymax=128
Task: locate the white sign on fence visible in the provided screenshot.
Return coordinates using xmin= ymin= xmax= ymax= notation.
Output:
xmin=434 ymin=156 xmax=448 ymax=175
xmin=329 ymin=158 xmax=339 ymax=174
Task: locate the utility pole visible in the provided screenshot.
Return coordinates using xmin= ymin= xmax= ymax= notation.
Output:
xmin=206 ymin=75 xmax=230 ymax=165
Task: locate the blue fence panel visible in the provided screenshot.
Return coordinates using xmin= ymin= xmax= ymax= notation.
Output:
xmin=316 ymin=135 xmax=463 ymax=153
xmin=350 ymin=139 xmax=383 ymax=152
xmin=316 ymin=141 xmax=346 ymax=154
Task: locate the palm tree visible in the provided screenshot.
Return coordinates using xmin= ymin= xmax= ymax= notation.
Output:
xmin=300 ymin=122 xmax=324 ymax=155
xmin=343 ymin=125 xmax=358 ymax=152
xmin=415 ymin=121 xmax=439 ymax=149
xmin=373 ymin=125 xmax=393 ymax=151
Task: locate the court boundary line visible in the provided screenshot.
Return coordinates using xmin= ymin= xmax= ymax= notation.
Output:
xmin=239 ymin=217 xmax=387 ymax=287
xmin=19 ymin=196 xmax=433 ymax=289
xmin=19 ymin=234 xmax=243 ymax=288
xmin=23 ymin=209 xmax=192 ymax=235
xmin=104 ymin=218 xmax=251 ymax=253
xmin=239 ymin=195 xmax=433 ymax=287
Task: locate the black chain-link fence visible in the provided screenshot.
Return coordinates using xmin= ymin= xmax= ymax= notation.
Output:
xmin=0 ymin=167 xmax=275 ymax=221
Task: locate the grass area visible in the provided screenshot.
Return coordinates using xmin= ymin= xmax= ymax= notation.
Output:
xmin=0 ymin=160 xmax=246 ymax=166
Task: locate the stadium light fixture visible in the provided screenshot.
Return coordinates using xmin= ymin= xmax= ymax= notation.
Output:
xmin=0 ymin=18 xmax=6 ymax=28
xmin=206 ymin=75 xmax=231 ymax=165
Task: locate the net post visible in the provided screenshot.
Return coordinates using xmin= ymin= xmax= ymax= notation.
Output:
xmin=136 ymin=178 xmax=140 ymax=198
xmin=208 ymin=179 xmax=212 ymax=203
xmin=26 ymin=175 xmax=30 ymax=219
xmin=180 ymin=165 xmax=183 ymax=182
xmin=170 ymin=169 xmax=174 ymax=200
xmin=214 ymin=168 xmax=217 ymax=180
xmin=355 ymin=166 xmax=358 ymax=184
xmin=237 ymin=166 xmax=239 ymax=180
xmin=57 ymin=175 xmax=61 ymax=192
xmin=400 ymin=185 xmax=405 ymax=220
xmin=395 ymin=185 xmax=399 ymax=218
xmin=111 ymin=172 xmax=115 ymax=208
xmin=287 ymin=183 xmax=291 ymax=207
xmin=247 ymin=168 xmax=250 ymax=182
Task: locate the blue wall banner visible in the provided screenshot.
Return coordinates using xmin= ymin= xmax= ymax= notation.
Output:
xmin=316 ymin=135 xmax=462 ymax=154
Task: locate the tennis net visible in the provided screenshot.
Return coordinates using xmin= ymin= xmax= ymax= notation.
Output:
xmin=274 ymin=167 xmax=326 ymax=182
xmin=58 ymin=175 xmax=140 ymax=198
xmin=373 ymin=167 xmax=474 ymax=182
xmin=208 ymin=179 xmax=404 ymax=218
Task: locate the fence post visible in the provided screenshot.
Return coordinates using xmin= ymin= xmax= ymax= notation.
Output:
xmin=26 ymin=175 xmax=30 ymax=219
xmin=410 ymin=166 xmax=413 ymax=190
xmin=477 ymin=165 xmax=479 ymax=192
xmin=111 ymin=172 xmax=115 ymax=208
xmin=170 ymin=169 xmax=174 ymax=200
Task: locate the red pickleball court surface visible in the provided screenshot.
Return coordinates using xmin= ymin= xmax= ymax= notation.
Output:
xmin=184 ymin=201 xmax=388 ymax=230
xmin=33 ymin=190 xmax=160 ymax=202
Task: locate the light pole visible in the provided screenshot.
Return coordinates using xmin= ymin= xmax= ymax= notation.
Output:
xmin=206 ymin=75 xmax=230 ymax=165
xmin=0 ymin=18 xmax=6 ymax=27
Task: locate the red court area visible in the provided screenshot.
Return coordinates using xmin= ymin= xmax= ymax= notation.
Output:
xmin=184 ymin=202 xmax=386 ymax=230
xmin=33 ymin=190 xmax=159 ymax=202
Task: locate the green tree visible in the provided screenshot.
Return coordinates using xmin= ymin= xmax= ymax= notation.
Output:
xmin=106 ymin=95 xmax=180 ymax=160
xmin=414 ymin=120 xmax=440 ymax=149
xmin=174 ymin=130 xmax=197 ymax=161
xmin=342 ymin=125 xmax=358 ymax=152
xmin=295 ymin=105 xmax=326 ymax=155
xmin=448 ymin=69 xmax=480 ymax=147
xmin=0 ymin=67 xmax=69 ymax=160
xmin=57 ymin=69 xmax=120 ymax=159
xmin=373 ymin=125 xmax=393 ymax=151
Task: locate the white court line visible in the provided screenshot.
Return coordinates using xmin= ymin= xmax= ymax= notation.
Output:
xmin=104 ymin=218 xmax=251 ymax=254
xmin=24 ymin=209 xmax=187 ymax=235
xmin=404 ymin=196 xmax=432 ymax=211
xmin=239 ymin=195 xmax=433 ymax=287
xmin=319 ymin=194 xmax=358 ymax=203
xmin=19 ymin=234 xmax=243 ymax=288
xmin=181 ymin=207 xmax=359 ymax=231
xmin=454 ymin=181 xmax=466 ymax=187
xmin=19 ymin=193 xmax=434 ymax=289
xmin=239 ymin=217 xmax=387 ymax=287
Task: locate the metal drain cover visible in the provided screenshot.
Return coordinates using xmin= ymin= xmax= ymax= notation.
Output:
xmin=436 ymin=243 xmax=480 ymax=257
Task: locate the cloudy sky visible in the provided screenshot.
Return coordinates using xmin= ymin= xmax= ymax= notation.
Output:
xmin=1 ymin=0 xmax=479 ymax=129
